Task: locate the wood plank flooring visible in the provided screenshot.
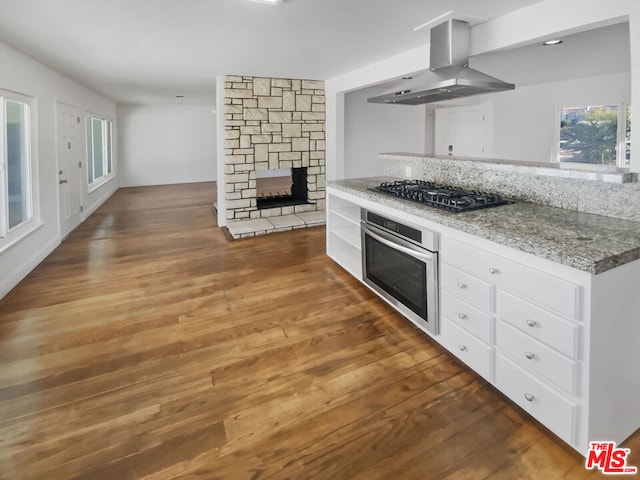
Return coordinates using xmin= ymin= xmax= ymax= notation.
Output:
xmin=1 ymin=182 xmax=638 ymax=479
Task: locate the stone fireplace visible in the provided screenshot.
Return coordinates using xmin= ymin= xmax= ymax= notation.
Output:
xmin=223 ymin=75 xmax=325 ymax=223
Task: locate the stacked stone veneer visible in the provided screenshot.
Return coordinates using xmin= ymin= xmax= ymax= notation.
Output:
xmin=224 ymin=75 xmax=326 ymax=221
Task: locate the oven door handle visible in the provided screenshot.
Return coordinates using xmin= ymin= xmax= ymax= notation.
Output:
xmin=362 ymin=224 xmax=433 ymax=262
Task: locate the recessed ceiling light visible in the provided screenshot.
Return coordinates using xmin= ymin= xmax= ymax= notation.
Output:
xmin=543 ymin=39 xmax=563 ymax=46
xmin=248 ymin=0 xmax=283 ymax=5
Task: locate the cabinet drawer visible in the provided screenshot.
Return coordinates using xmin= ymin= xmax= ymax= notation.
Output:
xmin=497 ymin=321 xmax=577 ymax=394
xmin=439 ymin=318 xmax=493 ymax=382
xmin=496 ymin=354 xmax=576 ymax=444
xmin=442 ymin=237 xmax=579 ymax=319
xmin=441 ymin=263 xmax=494 ymax=311
xmin=441 ymin=290 xmax=493 ymax=344
xmin=499 ymin=290 xmax=578 ymax=359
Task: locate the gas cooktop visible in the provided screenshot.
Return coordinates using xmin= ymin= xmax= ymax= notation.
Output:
xmin=369 ymin=180 xmax=513 ymax=213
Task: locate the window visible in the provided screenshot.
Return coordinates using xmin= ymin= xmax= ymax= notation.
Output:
xmin=1 ymin=92 xmax=33 ymax=240
xmin=559 ymin=104 xmax=631 ymax=167
xmin=86 ymin=115 xmax=113 ymax=185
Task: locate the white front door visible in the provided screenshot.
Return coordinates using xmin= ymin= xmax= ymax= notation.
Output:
xmin=57 ymin=102 xmax=82 ymax=238
xmin=435 ymin=105 xmax=488 ymax=158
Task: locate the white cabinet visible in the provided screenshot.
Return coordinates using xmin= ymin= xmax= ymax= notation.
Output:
xmin=441 ymin=263 xmax=494 ymax=311
xmin=439 ymin=261 xmax=496 ymax=382
xmin=441 ymin=234 xmax=640 ymax=456
xmin=441 ymin=235 xmax=583 ymax=450
xmin=326 ymin=186 xmax=640 ymax=456
xmin=439 ymin=315 xmax=494 ymax=382
xmin=326 ymin=193 xmax=362 ymax=278
xmin=498 ymin=290 xmax=578 ymax=358
xmin=496 ymin=353 xmax=577 ymax=443
xmin=441 ymin=290 xmax=492 ymax=344
xmin=496 ymin=321 xmax=577 ymax=394
xmin=443 ymin=236 xmax=579 ymax=319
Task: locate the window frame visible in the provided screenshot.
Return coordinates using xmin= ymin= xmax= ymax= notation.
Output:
xmin=555 ymin=103 xmax=631 ymax=168
xmin=85 ymin=113 xmax=114 ymax=191
xmin=0 ymin=89 xmax=39 ymax=248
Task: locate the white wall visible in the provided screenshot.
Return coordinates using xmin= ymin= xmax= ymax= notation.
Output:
xmin=118 ymin=104 xmax=217 ymax=187
xmin=434 ymin=72 xmax=630 ymax=163
xmin=0 ymin=40 xmax=118 ymax=299
xmin=215 ymin=76 xmax=226 ymax=227
xmin=325 ymin=45 xmax=430 ymax=181
xmin=325 ymin=0 xmax=640 ymax=177
xmin=344 ymin=86 xmax=426 ymax=178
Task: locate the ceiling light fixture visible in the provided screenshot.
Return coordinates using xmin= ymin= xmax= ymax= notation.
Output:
xmin=248 ymin=0 xmax=283 ymax=5
xmin=543 ymin=39 xmax=563 ymax=46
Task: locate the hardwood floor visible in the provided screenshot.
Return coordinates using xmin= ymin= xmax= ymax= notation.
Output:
xmin=1 ymin=182 xmax=637 ymax=479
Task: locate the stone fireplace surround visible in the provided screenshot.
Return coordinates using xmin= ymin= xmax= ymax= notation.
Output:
xmin=223 ymin=75 xmax=326 ymax=238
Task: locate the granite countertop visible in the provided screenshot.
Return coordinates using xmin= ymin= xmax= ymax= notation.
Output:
xmin=328 ymin=177 xmax=640 ymax=274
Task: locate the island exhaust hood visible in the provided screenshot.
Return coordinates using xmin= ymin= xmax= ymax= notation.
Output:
xmin=367 ymin=19 xmax=515 ymax=105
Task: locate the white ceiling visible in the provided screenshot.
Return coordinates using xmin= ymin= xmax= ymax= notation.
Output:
xmin=0 ymin=0 xmax=543 ymax=104
xmin=471 ymin=21 xmax=630 ymax=87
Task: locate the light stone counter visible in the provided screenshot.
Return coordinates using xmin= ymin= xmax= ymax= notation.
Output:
xmin=381 ymin=153 xmax=640 ymax=223
xmin=328 ymin=177 xmax=640 ymax=274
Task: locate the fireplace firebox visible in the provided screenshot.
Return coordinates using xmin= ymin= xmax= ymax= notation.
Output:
xmin=256 ymin=167 xmax=310 ymax=210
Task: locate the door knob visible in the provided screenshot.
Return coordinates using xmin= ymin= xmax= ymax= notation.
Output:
xmin=59 ymin=179 xmax=68 ymax=184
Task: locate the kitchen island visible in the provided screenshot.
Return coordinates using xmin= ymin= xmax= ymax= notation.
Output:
xmin=326 ymin=174 xmax=640 ymax=457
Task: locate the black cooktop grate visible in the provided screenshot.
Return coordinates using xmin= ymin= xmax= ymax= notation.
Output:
xmin=369 ymin=180 xmax=513 ymax=213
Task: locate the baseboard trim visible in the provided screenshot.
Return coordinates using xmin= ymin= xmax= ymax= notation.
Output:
xmin=0 ymin=236 xmax=61 ymax=300
xmin=83 ymin=184 xmax=119 ymax=220
xmin=1 ymin=183 xmax=120 ymax=301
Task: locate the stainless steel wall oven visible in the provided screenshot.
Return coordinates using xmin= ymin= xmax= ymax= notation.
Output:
xmin=361 ymin=209 xmax=439 ymax=335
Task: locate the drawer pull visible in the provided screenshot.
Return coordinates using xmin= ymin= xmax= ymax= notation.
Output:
xmin=524 ymin=352 xmax=535 ymax=360
xmin=524 ymin=393 xmax=535 ymax=402
xmin=457 ymin=283 xmax=467 ymax=289
xmin=458 ymin=345 xmax=467 ymax=352
xmin=489 ymin=267 xmax=499 ymax=274
xmin=458 ymin=313 xmax=467 ymax=320
xmin=526 ymin=319 xmax=537 ymax=327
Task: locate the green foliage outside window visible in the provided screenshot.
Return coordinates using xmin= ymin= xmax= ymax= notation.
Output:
xmin=560 ymin=106 xmax=618 ymax=164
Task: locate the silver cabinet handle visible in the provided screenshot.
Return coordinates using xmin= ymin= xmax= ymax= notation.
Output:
xmin=458 ymin=313 xmax=467 ymax=319
xmin=457 ymin=283 xmax=467 ymax=289
xmin=489 ymin=267 xmax=499 ymax=274
xmin=526 ymin=320 xmax=537 ymax=327
xmin=59 ymin=179 xmax=68 ymax=184
xmin=524 ymin=393 xmax=535 ymax=402
xmin=525 ymin=352 xmax=535 ymax=360
xmin=458 ymin=345 xmax=467 ymax=352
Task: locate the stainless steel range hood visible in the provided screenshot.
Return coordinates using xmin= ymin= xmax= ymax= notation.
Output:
xmin=368 ymin=19 xmax=515 ymax=105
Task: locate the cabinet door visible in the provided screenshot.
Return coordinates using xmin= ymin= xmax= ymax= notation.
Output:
xmin=443 ymin=237 xmax=579 ymax=319
xmin=497 ymin=321 xmax=577 ymax=394
xmin=441 ymin=290 xmax=493 ymax=344
xmin=496 ymin=354 xmax=576 ymax=444
xmin=441 ymin=263 xmax=494 ymax=311
xmin=439 ymin=318 xmax=493 ymax=382
xmin=499 ymin=290 xmax=578 ymax=359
